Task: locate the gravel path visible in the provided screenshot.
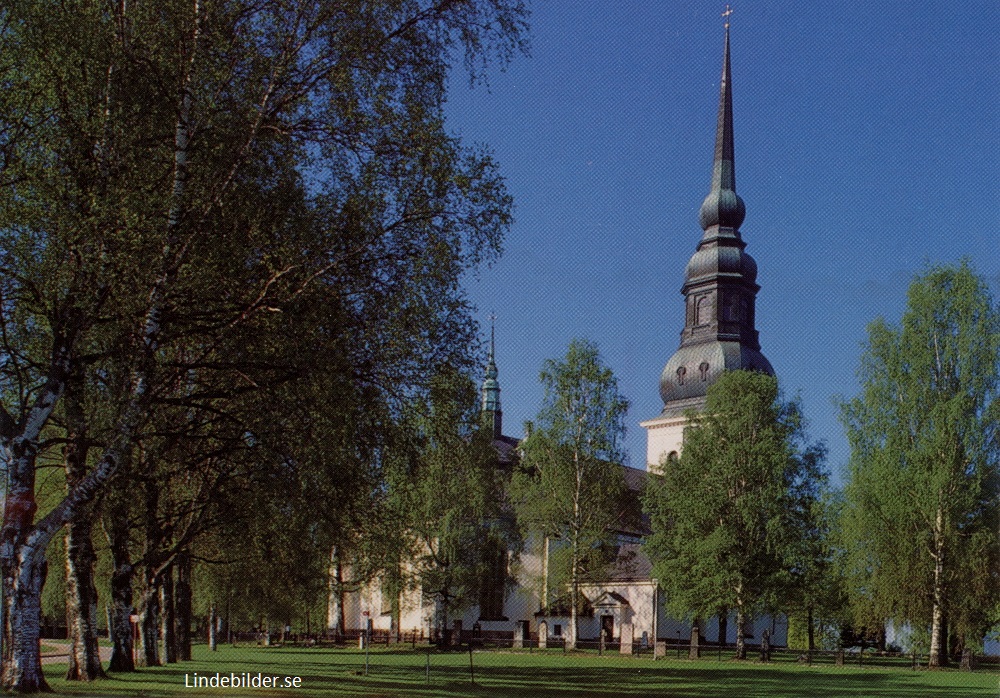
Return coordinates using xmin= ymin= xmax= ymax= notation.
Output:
xmin=40 ymin=640 xmax=113 ymax=666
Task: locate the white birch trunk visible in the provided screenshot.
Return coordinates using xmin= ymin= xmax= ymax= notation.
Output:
xmin=929 ymin=506 xmax=947 ymax=667
xmin=65 ymin=517 xmax=105 ymax=680
xmin=1 ymin=553 xmax=48 ymax=692
xmin=209 ymin=604 xmax=218 ymax=651
xmin=540 ymin=536 xmax=549 ymax=611
xmin=734 ymin=583 xmax=747 ymax=660
xmin=326 ymin=547 xmax=345 ymax=638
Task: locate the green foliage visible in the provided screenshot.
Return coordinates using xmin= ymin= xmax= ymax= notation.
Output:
xmin=512 ymin=339 xmax=630 ymax=544
xmin=511 ymin=339 xmax=630 ymax=642
xmin=839 ymin=262 xmax=1000 ymax=645
xmin=382 ymin=367 xmax=515 ymax=626
xmin=644 ymin=371 xmax=825 ymax=622
xmin=784 ymin=615 xmax=809 ymax=652
xmin=785 ymin=613 xmax=842 ymax=652
xmin=0 ymin=2 xmax=529 ymax=680
xmin=0 ymin=0 xmax=530 ymax=494
xmin=780 ymin=486 xmax=847 ymax=650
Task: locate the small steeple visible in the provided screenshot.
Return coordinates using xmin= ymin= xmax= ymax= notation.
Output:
xmin=481 ymin=317 xmax=502 ymax=438
xmin=698 ymin=22 xmax=746 ymax=232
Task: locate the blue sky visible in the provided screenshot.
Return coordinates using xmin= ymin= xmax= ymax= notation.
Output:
xmin=446 ymin=2 xmax=999 ymax=481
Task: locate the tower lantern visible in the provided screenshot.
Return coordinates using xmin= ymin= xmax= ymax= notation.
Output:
xmin=481 ymin=318 xmax=503 ymax=439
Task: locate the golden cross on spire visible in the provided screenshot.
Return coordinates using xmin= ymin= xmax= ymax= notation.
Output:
xmin=722 ymin=4 xmax=733 ymax=29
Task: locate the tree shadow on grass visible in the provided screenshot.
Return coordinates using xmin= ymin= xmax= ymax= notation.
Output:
xmin=342 ymin=662 xmax=1000 ymax=698
xmin=41 ymin=650 xmax=1000 ymax=698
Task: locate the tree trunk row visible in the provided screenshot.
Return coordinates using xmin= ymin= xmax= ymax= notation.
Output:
xmin=102 ymin=479 xmax=197 ymax=673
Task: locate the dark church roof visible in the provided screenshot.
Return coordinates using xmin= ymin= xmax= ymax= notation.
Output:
xmin=603 ymin=543 xmax=654 ymax=582
xmin=622 ymin=464 xmax=647 ymax=492
xmin=611 ymin=466 xmax=651 ymax=538
xmin=493 ymin=434 xmax=519 ymax=466
xmin=656 ymin=25 xmax=773 ymax=415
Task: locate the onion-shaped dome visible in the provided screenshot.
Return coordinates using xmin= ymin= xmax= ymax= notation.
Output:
xmin=699 ymin=187 xmax=745 ymax=230
xmin=684 ymin=245 xmax=757 ymax=286
xmin=659 ymin=342 xmax=774 ymax=406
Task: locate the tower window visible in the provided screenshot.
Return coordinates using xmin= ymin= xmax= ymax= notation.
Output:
xmin=478 ymin=539 xmax=508 ymax=621
xmin=699 ymin=362 xmax=710 ymax=381
xmin=695 ymin=295 xmax=711 ymax=326
xmin=725 ymin=296 xmax=740 ymax=322
xmin=676 ymin=366 xmax=686 ymax=386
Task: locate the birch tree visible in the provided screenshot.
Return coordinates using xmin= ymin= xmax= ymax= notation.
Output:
xmin=643 ymin=371 xmax=819 ymax=659
xmin=511 ymin=339 xmax=629 ymax=650
xmin=0 ymin=0 xmax=527 ymax=689
xmin=384 ymin=368 xmax=514 ymax=644
xmin=839 ymin=262 xmax=999 ymax=666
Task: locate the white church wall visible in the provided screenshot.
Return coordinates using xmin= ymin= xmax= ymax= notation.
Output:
xmin=341 ymin=568 xmax=789 ymax=648
xmin=396 ymin=590 xmax=428 ymax=636
xmin=639 ymin=415 xmax=686 ymax=473
xmin=340 ymin=538 xmax=548 ymax=639
xmin=346 ymin=580 xmax=388 ymax=631
xmin=656 ymin=602 xmax=691 ymax=642
xmin=586 ymin=582 xmax=657 ymax=640
xmin=537 ymin=582 xmax=658 ymax=641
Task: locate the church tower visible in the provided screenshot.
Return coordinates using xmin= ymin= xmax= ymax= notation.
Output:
xmin=640 ymin=24 xmax=774 ymax=472
xmin=481 ymin=320 xmax=503 ymax=440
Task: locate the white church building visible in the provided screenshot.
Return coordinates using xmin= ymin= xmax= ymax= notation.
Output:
xmin=337 ymin=25 xmax=788 ymax=651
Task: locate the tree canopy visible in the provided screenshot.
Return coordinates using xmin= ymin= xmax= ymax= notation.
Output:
xmin=839 ymin=262 xmax=1000 ymax=665
xmin=644 ymin=370 xmax=825 ymax=659
xmin=0 ymin=0 xmax=528 ymax=689
xmin=511 ymin=338 xmax=630 ymax=650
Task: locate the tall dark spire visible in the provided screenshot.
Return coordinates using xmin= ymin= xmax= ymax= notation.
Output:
xmin=698 ymin=24 xmax=746 ymax=232
xmin=656 ymin=21 xmax=773 ymax=413
xmin=481 ymin=318 xmax=502 ymax=438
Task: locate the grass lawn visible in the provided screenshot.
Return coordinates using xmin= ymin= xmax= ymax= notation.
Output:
xmin=41 ymin=644 xmax=999 ymax=697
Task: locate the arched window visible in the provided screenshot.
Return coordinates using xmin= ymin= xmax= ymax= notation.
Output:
xmin=478 ymin=539 xmax=508 ymax=621
xmin=695 ymin=296 xmax=710 ymax=325
xmin=676 ymin=366 xmax=687 ymax=385
xmin=699 ymin=362 xmax=710 ymax=381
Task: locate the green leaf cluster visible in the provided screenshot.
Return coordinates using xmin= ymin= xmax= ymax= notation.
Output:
xmin=510 ymin=339 xmax=632 ymax=638
xmin=644 ymin=370 xmax=824 ymax=623
xmin=380 ymin=366 xmax=515 ymax=625
xmin=839 ymin=262 xmax=1000 ymax=644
